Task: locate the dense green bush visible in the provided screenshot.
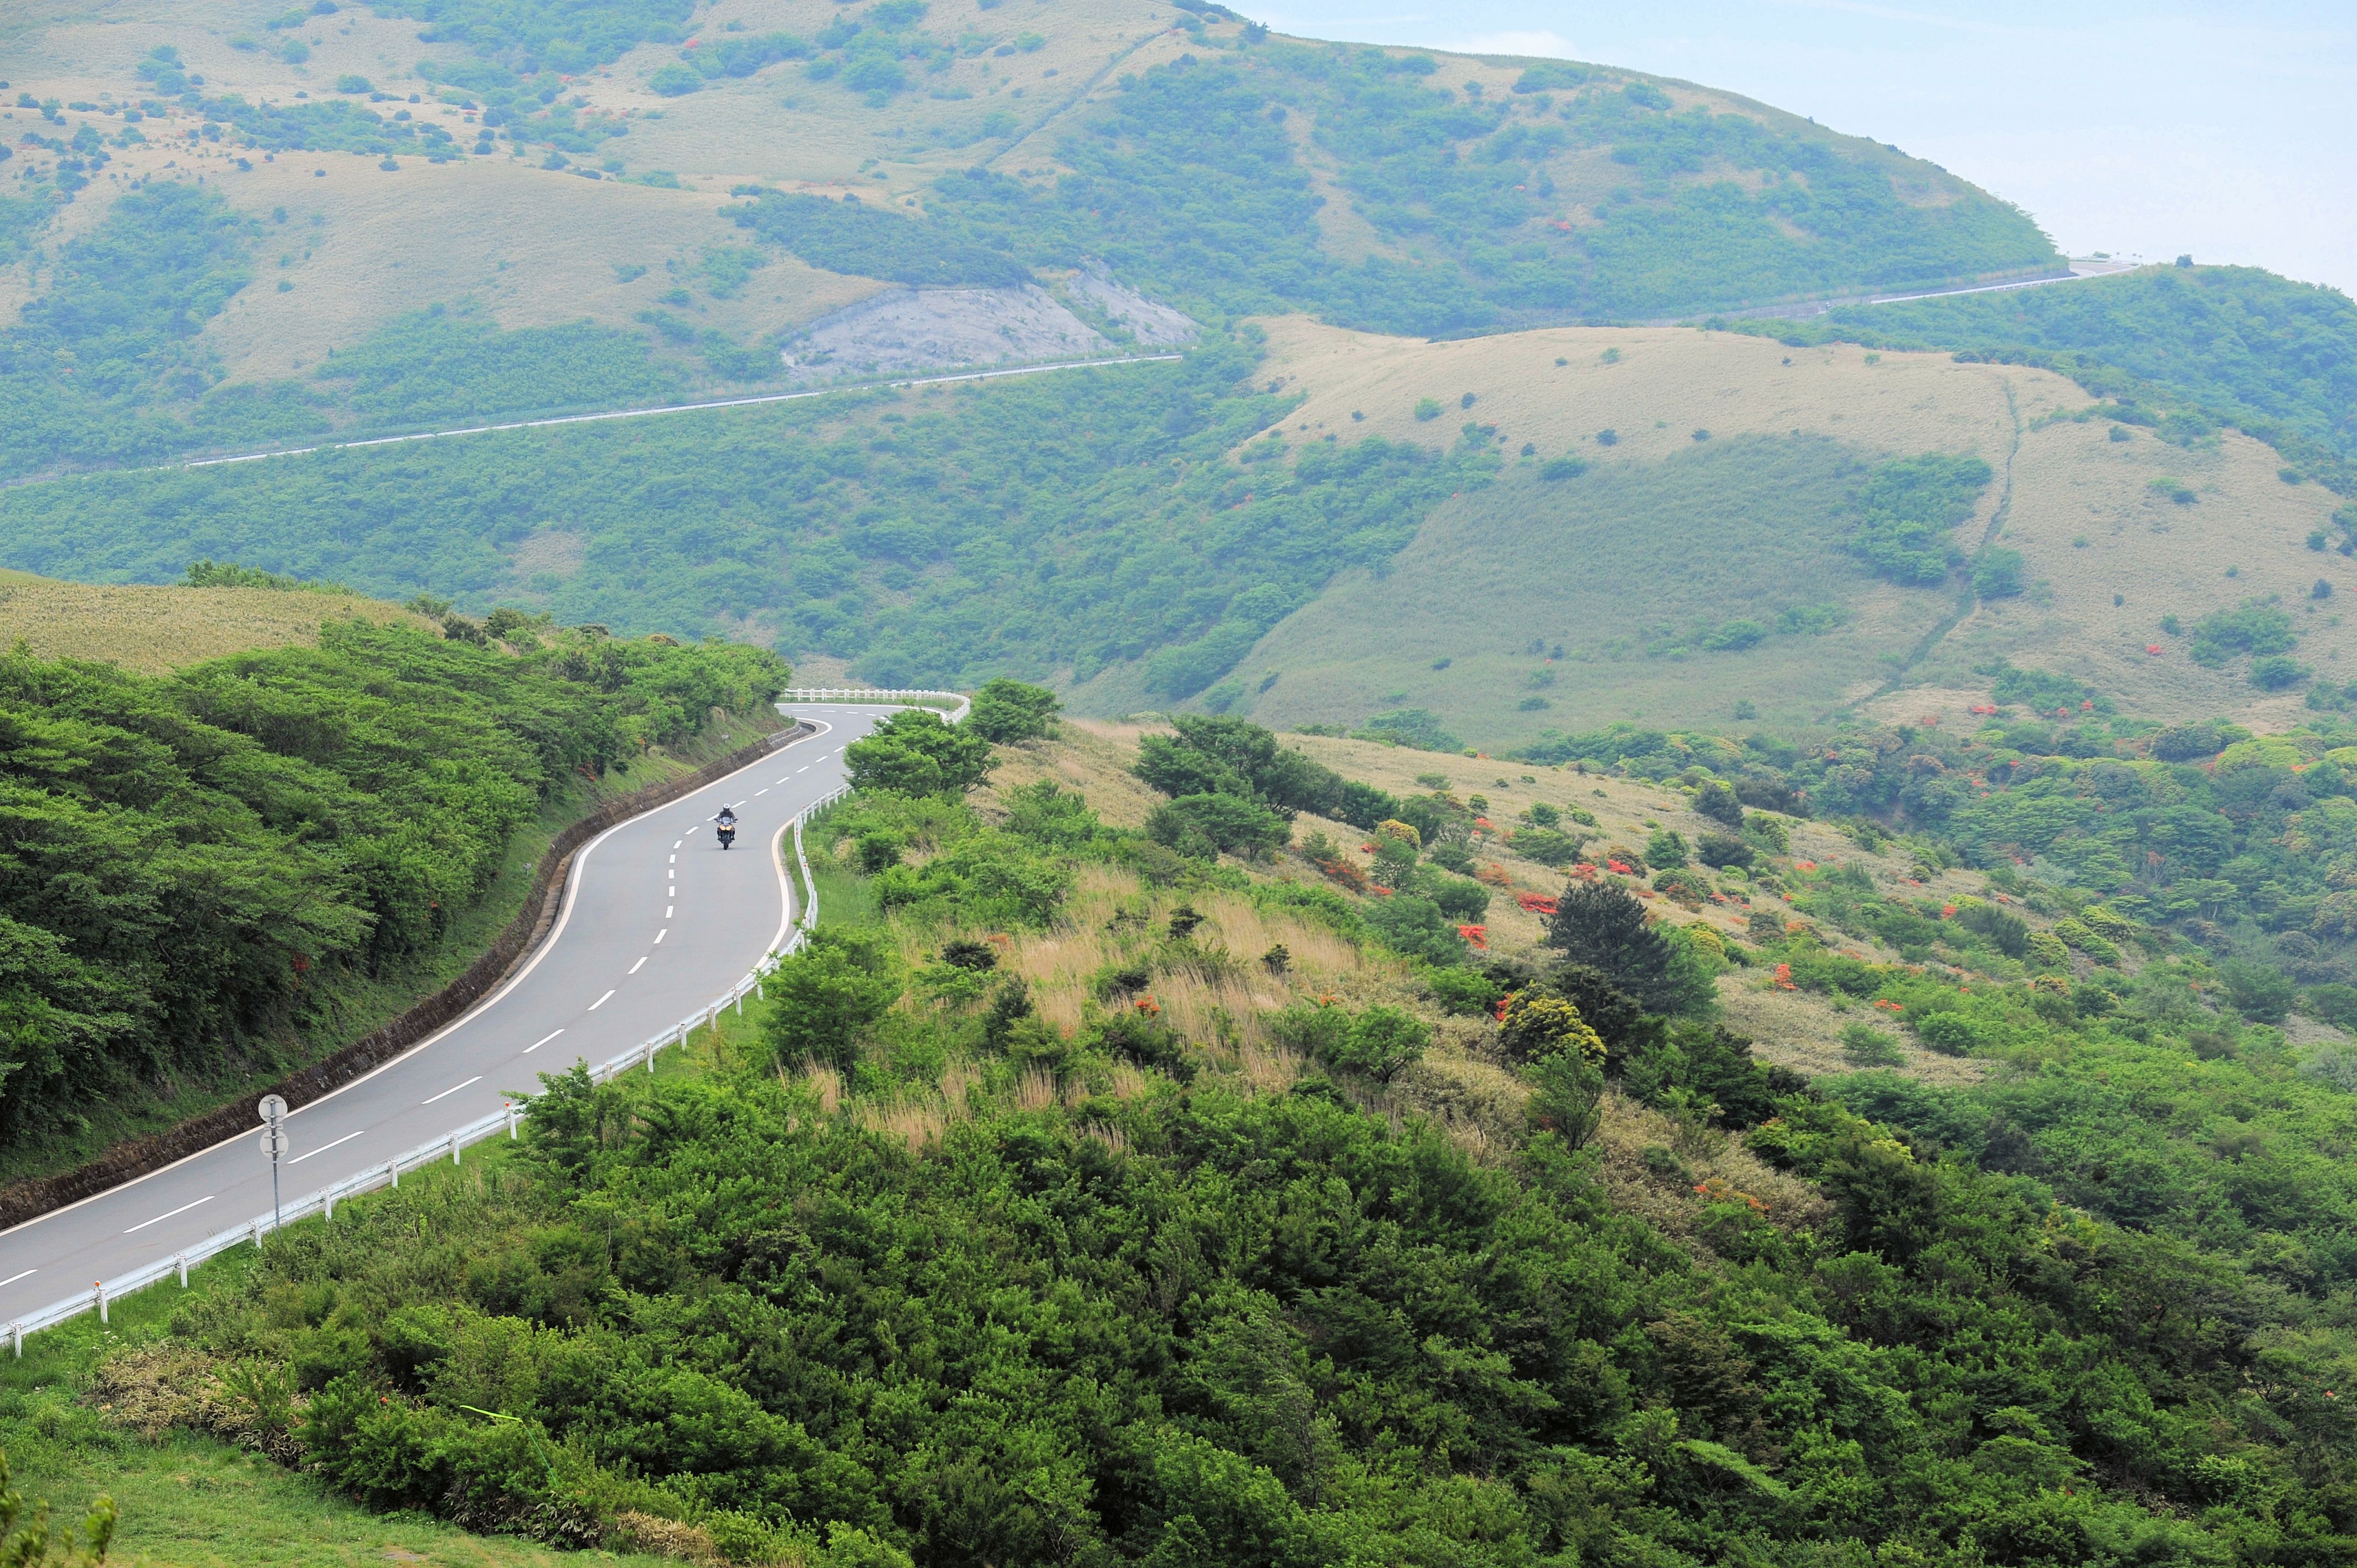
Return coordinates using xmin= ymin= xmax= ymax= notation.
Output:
xmin=1134 ymin=715 xmax=1398 ymax=842
xmin=963 ymin=679 xmax=1059 ymax=744
xmin=845 ymin=709 xmax=996 ymax=796
xmin=1847 ymin=452 xmax=1992 ymax=585
xmin=150 ymin=819 xmax=2357 ymax=1567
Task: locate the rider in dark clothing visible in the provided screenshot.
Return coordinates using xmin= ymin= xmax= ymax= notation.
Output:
xmin=716 ymin=806 xmax=738 ymax=849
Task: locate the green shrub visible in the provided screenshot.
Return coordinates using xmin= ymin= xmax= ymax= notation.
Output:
xmin=2220 ymin=958 xmax=2296 ymax=1024
xmin=2191 ymin=602 xmax=2296 ymax=667
xmin=1699 ymin=620 xmax=1767 ymax=651
xmin=1839 ymin=1022 xmax=1904 ymax=1066
xmin=1913 ymin=1012 xmax=1993 ymax=1055
xmin=1847 ymin=453 xmax=1992 ymax=585
xmin=1695 ymin=832 xmax=1754 ymax=870
xmin=846 ymin=709 xmax=996 ymax=795
xmin=965 ymin=678 xmax=1060 ymax=742
xmin=1146 ymin=793 xmax=1289 ymax=858
xmin=2251 ymin=654 xmax=2307 ymax=689
xmin=759 ymin=929 xmax=900 ymax=1074
xmin=1320 ymin=1004 xmax=1429 ymax=1081
xmin=1972 ymin=547 xmax=2025 ymax=599
xmin=1423 ymin=967 xmax=1503 ymax=1016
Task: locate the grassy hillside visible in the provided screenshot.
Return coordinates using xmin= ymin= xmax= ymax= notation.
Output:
xmin=0 ymin=2 xmax=2346 ymax=744
xmin=1751 ymin=264 xmax=2357 ymax=478
xmin=0 ymin=564 xmax=436 ymax=669
xmin=1216 ymin=318 xmax=2345 ymax=741
xmin=0 ymin=0 xmax=2057 ymax=477
xmin=3 ymin=312 xmax=2344 ymax=741
xmin=22 ymin=708 xmax=2357 ymax=1566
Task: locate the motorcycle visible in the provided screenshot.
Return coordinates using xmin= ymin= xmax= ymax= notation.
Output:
xmin=716 ymin=810 xmax=738 ymax=850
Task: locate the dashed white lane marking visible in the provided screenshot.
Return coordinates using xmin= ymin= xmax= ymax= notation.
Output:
xmin=589 ymin=989 xmax=615 ymax=1011
xmin=672 ymin=840 xmax=681 ymax=849
xmin=288 ymin=1129 xmax=364 ymax=1164
xmin=665 ymin=905 xmax=673 ymax=919
xmin=126 ymin=1195 xmax=212 ymax=1234
xmin=654 ymin=928 xmax=667 ymax=944
xmin=423 ymin=1076 xmax=481 ymax=1106
xmin=755 ymin=788 xmax=769 ymax=796
xmin=629 ymin=956 xmax=647 ymax=974
xmin=524 ymin=1029 xmax=564 ymax=1054
xmin=0 ymin=1267 xmax=37 ymax=1288
xmin=668 ymin=854 xmax=675 ymax=864
xmin=795 ymin=765 xmax=809 ymax=773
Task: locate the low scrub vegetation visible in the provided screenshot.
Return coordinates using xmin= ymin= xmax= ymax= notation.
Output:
xmin=46 ymin=696 xmax=2357 ymax=1566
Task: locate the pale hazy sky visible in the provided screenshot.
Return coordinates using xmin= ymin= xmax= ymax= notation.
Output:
xmin=1254 ymin=1 xmax=2357 ymax=297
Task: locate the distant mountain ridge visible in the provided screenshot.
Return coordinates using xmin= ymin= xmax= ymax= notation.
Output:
xmin=0 ymin=0 xmax=2348 ymax=744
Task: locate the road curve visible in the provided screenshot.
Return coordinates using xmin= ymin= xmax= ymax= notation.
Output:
xmin=0 ymin=702 xmax=896 ymax=1324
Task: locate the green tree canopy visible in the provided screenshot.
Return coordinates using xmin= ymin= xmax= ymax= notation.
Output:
xmin=844 ymin=709 xmax=995 ymax=796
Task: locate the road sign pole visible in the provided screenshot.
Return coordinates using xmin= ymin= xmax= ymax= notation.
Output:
xmin=258 ymin=1095 xmax=289 ymax=1237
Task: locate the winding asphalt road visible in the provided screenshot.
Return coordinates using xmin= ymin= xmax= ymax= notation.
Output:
xmin=0 ymin=702 xmax=896 ymax=1327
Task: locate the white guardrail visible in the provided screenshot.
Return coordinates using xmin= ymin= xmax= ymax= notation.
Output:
xmin=7 ymin=688 xmax=968 ymax=1352
xmin=779 ymin=688 xmax=970 ymax=718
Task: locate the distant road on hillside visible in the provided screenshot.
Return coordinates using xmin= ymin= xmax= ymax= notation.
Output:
xmin=1704 ymin=256 xmax=2147 ymax=324
xmin=0 ymin=354 xmax=1183 ymax=497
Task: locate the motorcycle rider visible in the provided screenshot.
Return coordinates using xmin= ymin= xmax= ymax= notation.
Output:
xmin=715 ymin=805 xmax=738 ymax=850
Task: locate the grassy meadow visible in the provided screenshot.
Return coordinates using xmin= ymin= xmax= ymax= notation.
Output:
xmin=0 ymin=566 xmax=435 ymax=670
xmin=1224 ymin=319 xmax=2346 ymax=741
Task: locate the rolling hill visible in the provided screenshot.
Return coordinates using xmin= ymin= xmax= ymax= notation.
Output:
xmin=1193 ymin=319 xmax=2349 ymax=741
xmin=0 ymin=0 xmax=2349 ymax=749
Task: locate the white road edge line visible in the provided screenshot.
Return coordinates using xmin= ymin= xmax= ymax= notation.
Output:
xmin=0 ymin=715 xmax=836 ymax=1245
xmin=589 ymin=989 xmax=615 ymax=1010
xmin=629 ymin=957 xmax=647 ymax=974
xmin=524 ymin=1029 xmax=564 ymax=1054
xmin=287 ymin=1129 xmax=364 ymax=1165
xmin=422 ymin=1076 xmax=482 ymax=1106
xmin=126 ymin=1195 xmax=212 ymax=1234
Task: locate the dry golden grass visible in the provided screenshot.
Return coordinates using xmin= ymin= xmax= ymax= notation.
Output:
xmin=976 ymin=720 xmax=1170 ymax=830
xmin=0 ymin=568 xmax=433 ymax=672
xmin=932 ymin=861 xmax=1394 ymax=1051
xmin=1257 ymin=316 xmax=2069 ymax=472
xmin=199 ymin=161 xmax=883 ymax=383
xmin=1715 ymin=978 xmax=1989 ymax=1087
xmin=1166 ymin=316 xmax=2347 ymax=739
xmin=1920 ymin=412 xmax=2348 ymax=724
xmin=1591 ymin=1089 xmax=1833 ymax=1249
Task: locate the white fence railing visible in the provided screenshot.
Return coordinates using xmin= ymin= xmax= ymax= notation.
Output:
xmin=7 ymin=791 xmax=856 ymax=1354
xmin=779 ymin=688 xmax=970 ymax=722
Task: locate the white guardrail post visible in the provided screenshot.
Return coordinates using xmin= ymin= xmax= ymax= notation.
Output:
xmin=2 ymin=692 xmax=960 ymax=1348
